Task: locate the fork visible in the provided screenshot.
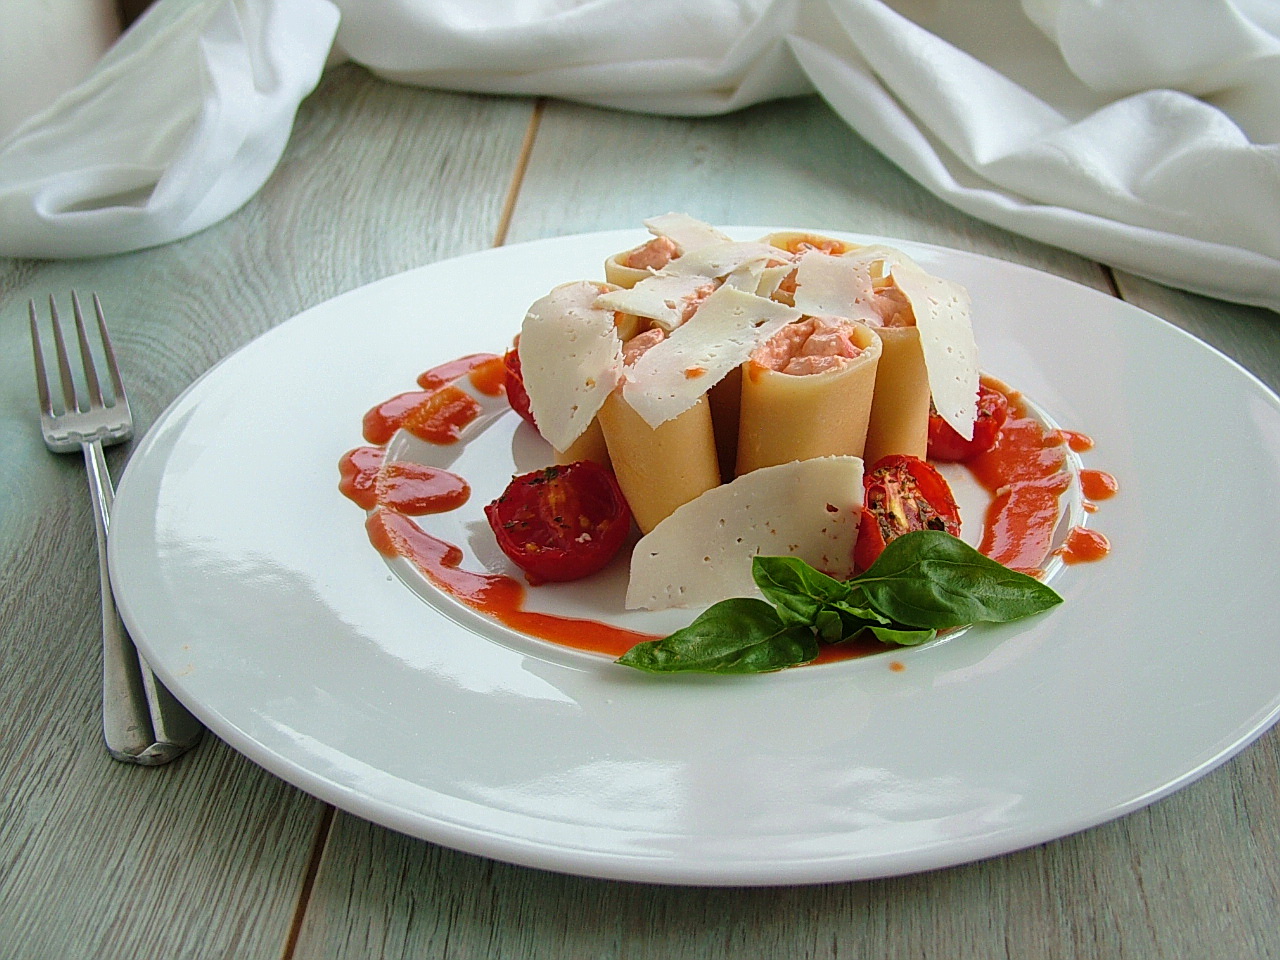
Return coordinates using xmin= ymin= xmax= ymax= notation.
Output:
xmin=30 ymin=293 xmax=204 ymax=765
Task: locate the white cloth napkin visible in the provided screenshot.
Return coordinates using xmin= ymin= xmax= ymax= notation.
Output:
xmin=1 ymin=0 xmax=1277 ymax=313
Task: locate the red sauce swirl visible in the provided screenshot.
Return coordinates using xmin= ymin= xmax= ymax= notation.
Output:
xmin=344 ymin=353 xmax=1115 ymax=662
xmin=368 ymin=509 xmax=656 ymax=655
xmin=1059 ymin=526 xmax=1111 ymax=564
xmin=966 ymin=400 xmax=1072 ymax=573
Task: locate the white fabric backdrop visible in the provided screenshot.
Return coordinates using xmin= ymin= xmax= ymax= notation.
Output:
xmin=1 ymin=0 xmax=1276 ymax=312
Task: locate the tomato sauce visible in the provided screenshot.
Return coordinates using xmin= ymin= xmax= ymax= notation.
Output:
xmin=364 ymin=385 xmax=482 ymax=445
xmin=368 ymin=508 xmax=657 ymax=656
xmin=340 ymin=446 xmax=471 ymax=515
xmin=1055 ymin=429 xmax=1094 ymax=452
xmin=1058 ymin=526 xmax=1111 ymax=564
xmin=966 ymin=401 xmax=1072 ymax=573
xmin=416 ymin=353 xmax=503 ymax=394
xmin=812 ymin=635 xmax=888 ymax=664
xmin=1080 ymin=469 xmax=1118 ymax=501
xmin=344 ymin=352 xmax=1115 ymax=665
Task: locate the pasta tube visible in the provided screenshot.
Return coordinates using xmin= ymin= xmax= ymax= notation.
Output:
xmin=861 ymin=324 xmax=929 ymax=464
xmin=707 ymin=365 xmax=742 ymax=483
xmin=597 ymin=390 xmax=720 ymax=534
xmin=760 ymin=231 xmax=862 ymax=258
xmin=758 ymin=232 xmax=863 ymax=307
xmin=735 ymin=319 xmax=882 ymax=476
xmin=596 ymin=327 xmax=720 ymax=533
xmin=555 ymin=419 xmax=611 ymax=468
xmin=604 ymin=235 xmax=681 ymax=289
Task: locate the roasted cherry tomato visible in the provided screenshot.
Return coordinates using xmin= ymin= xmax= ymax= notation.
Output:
xmin=927 ymin=384 xmax=1009 ymax=462
xmin=855 ymin=454 xmax=962 ymax=572
xmin=503 ymin=342 xmax=537 ymax=427
xmin=484 ymin=461 xmax=632 ymax=584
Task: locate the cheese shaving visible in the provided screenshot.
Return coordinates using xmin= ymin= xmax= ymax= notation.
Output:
xmin=661 ymin=241 xmax=779 ymax=279
xmin=887 ymin=255 xmax=978 ymax=440
xmin=626 ymin=456 xmax=864 ymax=610
xmin=797 ymin=245 xmax=979 ymax=440
xmin=792 ymin=252 xmax=883 ymax=325
xmin=643 ymin=213 xmax=732 ymax=253
xmin=621 ymin=286 xmax=802 ymax=428
xmin=594 ymin=275 xmax=715 ymax=332
xmin=518 ymin=281 xmax=624 ymax=452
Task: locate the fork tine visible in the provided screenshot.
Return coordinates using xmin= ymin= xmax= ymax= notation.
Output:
xmin=29 ymin=300 xmax=53 ymax=416
xmin=71 ymin=291 xmax=105 ymax=408
xmin=93 ymin=294 xmax=126 ymax=404
xmin=49 ymin=295 xmax=79 ymax=414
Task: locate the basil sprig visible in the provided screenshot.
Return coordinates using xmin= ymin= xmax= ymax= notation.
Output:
xmin=616 ymin=530 xmax=1062 ymax=674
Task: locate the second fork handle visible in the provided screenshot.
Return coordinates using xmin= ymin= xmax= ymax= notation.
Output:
xmin=84 ymin=439 xmax=204 ymax=765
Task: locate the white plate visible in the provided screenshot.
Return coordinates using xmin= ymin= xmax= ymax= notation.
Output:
xmin=110 ymin=229 xmax=1280 ymax=885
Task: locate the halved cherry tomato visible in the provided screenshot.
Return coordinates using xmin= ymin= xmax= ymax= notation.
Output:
xmin=855 ymin=454 xmax=961 ymax=572
xmin=484 ymin=461 xmax=632 ymax=584
xmin=503 ymin=342 xmax=536 ymax=427
xmin=927 ymin=384 xmax=1009 ymax=462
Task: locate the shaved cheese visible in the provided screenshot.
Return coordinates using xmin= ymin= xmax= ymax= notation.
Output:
xmin=643 ymin=213 xmax=732 ymax=253
xmin=518 ymin=281 xmax=623 ymax=452
xmin=792 ymin=252 xmax=883 ymax=325
xmin=626 ymin=456 xmax=864 ymax=610
xmin=594 ymin=274 xmax=714 ymax=331
xmin=622 ymin=286 xmax=801 ymax=428
xmin=721 ymin=259 xmax=766 ymax=293
xmin=753 ymin=262 xmax=793 ymax=298
xmin=888 ymin=257 xmax=978 ymax=440
xmin=593 ymin=242 xmax=782 ymax=331
xmin=661 ymin=241 xmax=779 ymax=279
xmin=800 ymin=245 xmax=979 ymax=440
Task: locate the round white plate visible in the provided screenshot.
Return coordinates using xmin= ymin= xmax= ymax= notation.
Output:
xmin=110 ymin=229 xmax=1280 ymax=885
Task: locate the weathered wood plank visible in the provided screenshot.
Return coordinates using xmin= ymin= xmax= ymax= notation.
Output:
xmin=505 ymin=96 xmax=1108 ymax=288
xmin=0 ymin=64 xmax=534 ymax=960
xmin=302 ymin=776 xmax=1280 ymax=960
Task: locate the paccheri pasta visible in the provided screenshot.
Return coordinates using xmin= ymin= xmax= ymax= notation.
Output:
xmin=515 ymin=215 xmax=980 ymax=610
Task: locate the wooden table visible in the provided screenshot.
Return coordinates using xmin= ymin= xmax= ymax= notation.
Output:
xmin=3 ymin=65 xmax=1278 ymax=959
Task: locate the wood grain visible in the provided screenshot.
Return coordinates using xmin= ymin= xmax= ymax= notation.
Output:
xmin=0 ymin=65 xmax=534 ymax=960
xmin=506 ymin=96 xmax=1108 ymax=286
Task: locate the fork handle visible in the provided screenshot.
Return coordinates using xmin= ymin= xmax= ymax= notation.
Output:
xmin=84 ymin=440 xmax=204 ymax=765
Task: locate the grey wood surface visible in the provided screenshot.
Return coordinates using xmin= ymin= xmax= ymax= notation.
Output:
xmin=2 ymin=63 xmax=1277 ymax=960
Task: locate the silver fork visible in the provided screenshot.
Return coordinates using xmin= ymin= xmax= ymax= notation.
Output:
xmin=30 ymin=293 xmax=204 ymax=765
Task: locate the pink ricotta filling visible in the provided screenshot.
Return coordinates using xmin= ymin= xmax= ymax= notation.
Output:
xmin=625 ymin=236 xmax=681 ymax=271
xmin=753 ymin=316 xmax=862 ymax=376
xmin=622 ymin=327 xmax=666 ymax=366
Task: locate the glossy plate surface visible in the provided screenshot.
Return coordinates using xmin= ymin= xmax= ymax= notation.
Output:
xmin=109 ymin=229 xmax=1280 ymax=885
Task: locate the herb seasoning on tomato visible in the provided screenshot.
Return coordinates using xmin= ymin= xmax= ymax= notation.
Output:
xmin=484 ymin=461 xmax=632 ymax=584
xmin=927 ymin=384 xmax=1009 ymax=462
xmin=855 ymin=454 xmax=961 ymax=572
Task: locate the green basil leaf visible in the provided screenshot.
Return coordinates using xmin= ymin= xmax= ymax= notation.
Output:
xmin=814 ymin=608 xmax=845 ymax=643
xmin=868 ymin=625 xmax=937 ymax=646
xmin=831 ymin=596 xmax=890 ymax=625
xmin=853 ymin=530 xmax=1063 ymax=629
xmin=616 ymin=597 xmax=818 ymax=674
xmin=752 ymin=555 xmax=853 ymax=626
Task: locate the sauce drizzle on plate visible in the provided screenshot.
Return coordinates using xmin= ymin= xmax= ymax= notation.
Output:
xmin=342 ymin=354 xmax=1114 ymax=659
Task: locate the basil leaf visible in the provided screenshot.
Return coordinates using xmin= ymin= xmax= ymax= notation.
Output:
xmin=831 ymin=597 xmax=889 ymax=625
xmin=616 ymin=597 xmax=819 ymax=674
xmin=868 ymin=625 xmax=937 ymax=646
xmin=752 ymin=555 xmax=853 ymax=626
xmin=853 ymin=530 xmax=1063 ymax=629
xmin=814 ymin=609 xmax=845 ymax=643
